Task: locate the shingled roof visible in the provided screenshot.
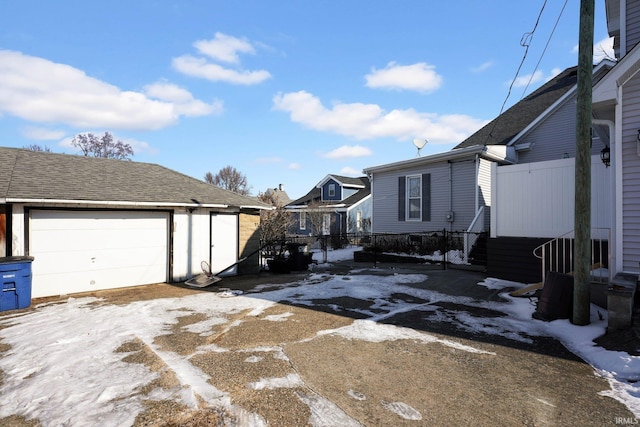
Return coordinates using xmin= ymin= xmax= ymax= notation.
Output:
xmin=454 ymin=62 xmax=616 ymax=150
xmin=0 ymin=147 xmax=269 ymax=209
xmin=288 ymin=175 xmax=370 ymax=207
xmin=454 ymin=67 xmax=580 ymax=149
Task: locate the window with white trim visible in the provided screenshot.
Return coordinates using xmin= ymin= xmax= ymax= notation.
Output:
xmin=407 ymin=175 xmax=421 ymax=220
xmin=398 ymin=173 xmax=430 ymax=222
xmin=300 ymin=211 xmax=306 ymax=230
xmin=328 ymin=183 xmax=336 ymax=198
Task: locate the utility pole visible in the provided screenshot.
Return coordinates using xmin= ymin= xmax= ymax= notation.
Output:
xmin=574 ymin=0 xmax=594 ymax=325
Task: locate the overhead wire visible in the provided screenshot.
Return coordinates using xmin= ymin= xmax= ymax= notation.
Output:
xmin=481 ymin=0 xmax=548 ymax=146
xmin=520 ymin=0 xmax=569 ymax=98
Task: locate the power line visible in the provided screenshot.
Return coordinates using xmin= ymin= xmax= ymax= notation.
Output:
xmin=482 ymin=0 xmax=548 ymax=145
xmin=521 ymin=0 xmax=569 ymax=98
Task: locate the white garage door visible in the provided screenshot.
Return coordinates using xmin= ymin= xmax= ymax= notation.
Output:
xmin=29 ymin=210 xmax=169 ymax=298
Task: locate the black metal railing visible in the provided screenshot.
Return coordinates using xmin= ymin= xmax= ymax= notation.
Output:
xmin=260 ymin=230 xmax=488 ymax=271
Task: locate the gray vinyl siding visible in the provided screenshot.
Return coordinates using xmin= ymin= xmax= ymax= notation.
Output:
xmin=516 ymin=94 xmax=606 ymax=164
xmin=371 ymin=159 xmax=478 ymax=233
xmin=450 ymin=160 xmax=476 ymax=230
xmin=622 ymin=72 xmax=640 ymax=273
xmin=627 ymin=1 xmax=640 ymax=54
xmin=516 ymin=96 xmax=576 ymax=163
xmin=478 ymin=158 xmax=492 ymax=231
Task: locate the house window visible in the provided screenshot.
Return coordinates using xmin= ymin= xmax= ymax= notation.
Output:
xmin=398 ymin=174 xmax=430 ymax=222
xmin=300 ymin=211 xmax=306 ymax=230
xmin=407 ymin=175 xmax=421 ymax=220
xmin=356 ymin=210 xmax=362 ymax=231
xmin=328 ymin=183 xmax=336 ymax=198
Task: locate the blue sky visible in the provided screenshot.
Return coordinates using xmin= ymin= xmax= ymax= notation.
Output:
xmin=0 ymin=1 xmax=613 ymax=199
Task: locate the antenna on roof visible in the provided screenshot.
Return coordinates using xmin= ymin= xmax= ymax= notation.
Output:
xmin=412 ymin=138 xmax=428 ymax=157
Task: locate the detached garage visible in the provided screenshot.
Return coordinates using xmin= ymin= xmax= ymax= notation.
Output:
xmin=0 ymin=147 xmax=269 ymax=298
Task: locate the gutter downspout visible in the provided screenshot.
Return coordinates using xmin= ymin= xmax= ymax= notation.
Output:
xmin=474 ymin=153 xmax=480 ymax=215
xmin=593 ymin=118 xmax=616 ymax=281
xmin=448 ymin=160 xmax=453 ymax=232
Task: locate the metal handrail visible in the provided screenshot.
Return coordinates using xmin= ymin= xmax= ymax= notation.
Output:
xmin=533 ymin=228 xmax=610 ymax=284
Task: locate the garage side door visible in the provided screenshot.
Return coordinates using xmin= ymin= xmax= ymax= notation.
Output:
xmin=29 ymin=210 xmax=169 ymax=298
xmin=211 ymin=214 xmax=238 ymax=276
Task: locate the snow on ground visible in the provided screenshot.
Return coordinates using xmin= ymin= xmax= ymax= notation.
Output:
xmin=1 ymin=246 xmax=640 ymax=425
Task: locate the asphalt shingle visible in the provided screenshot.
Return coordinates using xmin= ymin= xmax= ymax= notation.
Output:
xmin=0 ymin=147 xmax=270 ymax=208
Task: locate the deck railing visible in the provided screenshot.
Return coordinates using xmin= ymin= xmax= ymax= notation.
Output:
xmin=533 ymin=228 xmax=610 ymax=284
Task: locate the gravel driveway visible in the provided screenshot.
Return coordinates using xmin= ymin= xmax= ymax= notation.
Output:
xmin=0 ymin=263 xmax=635 ymax=426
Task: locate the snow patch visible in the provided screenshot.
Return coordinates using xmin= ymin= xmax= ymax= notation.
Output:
xmin=381 ymin=400 xmax=422 ymax=420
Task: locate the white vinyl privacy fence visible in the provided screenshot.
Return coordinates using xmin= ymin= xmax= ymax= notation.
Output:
xmin=491 ymin=155 xmax=612 ymax=239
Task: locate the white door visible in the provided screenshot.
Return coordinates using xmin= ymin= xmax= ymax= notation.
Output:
xmin=210 ymin=214 xmax=238 ymax=276
xmin=29 ymin=210 xmax=169 ymax=297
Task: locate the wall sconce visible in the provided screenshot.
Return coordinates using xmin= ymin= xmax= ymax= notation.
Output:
xmin=601 ymin=145 xmax=610 ymax=167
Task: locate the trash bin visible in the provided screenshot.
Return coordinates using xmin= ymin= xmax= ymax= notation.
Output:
xmin=533 ymin=271 xmax=574 ymax=321
xmin=0 ymin=256 xmax=35 ymax=312
xmin=286 ymin=243 xmax=312 ymax=271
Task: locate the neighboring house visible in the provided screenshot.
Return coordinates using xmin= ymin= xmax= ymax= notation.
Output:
xmin=363 ymin=61 xmax=615 ymax=280
xmin=0 ymin=147 xmax=270 ymax=298
xmin=263 ymin=184 xmax=292 ymax=206
xmin=363 ymin=145 xmax=513 ymax=236
xmin=286 ymin=175 xmax=371 ymax=237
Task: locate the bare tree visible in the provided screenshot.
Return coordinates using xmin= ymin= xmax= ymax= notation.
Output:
xmin=257 ymin=191 xmax=294 ymax=257
xmin=205 ymin=166 xmax=251 ymax=196
xmin=23 ymin=144 xmax=52 ymax=152
xmin=305 ymin=200 xmax=335 ymax=263
xmin=71 ymin=132 xmax=134 ymax=160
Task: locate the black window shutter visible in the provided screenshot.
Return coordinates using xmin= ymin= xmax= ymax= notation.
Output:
xmin=398 ymin=176 xmax=406 ymax=221
xmin=422 ymin=173 xmax=431 ymax=222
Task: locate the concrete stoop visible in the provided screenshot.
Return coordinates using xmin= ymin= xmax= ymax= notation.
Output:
xmin=607 ymin=272 xmax=639 ymax=332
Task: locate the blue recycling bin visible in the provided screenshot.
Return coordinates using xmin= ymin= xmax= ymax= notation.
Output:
xmin=0 ymin=256 xmax=35 ymax=312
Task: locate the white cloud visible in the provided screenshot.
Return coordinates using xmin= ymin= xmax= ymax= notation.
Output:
xmin=272 ymin=91 xmax=486 ymax=144
xmin=194 ymin=32 xmax=255 ymax=64
xmin=144 ymin=81 xmax=224 ymax=116
xmin=365 ymin=62 xmax=443 ymax=93
xmin=21 ymin=126 xmax=66 ymax=141
xmin=471 ymin=61 xmax=494 ymax=73
xmin=173 ymin=33 xmax=272 ymax=85
xmin=172 ymin=55 xmax=271 ymax=85
xmin=510 ymin=70 xmax=545 ymax=88
xmin=509 ymin=68 xmax=564 ymax=90
xmin=288 ymin=163 xmax=301 ymax=170
xmin=339 ymin=166 xmax=361 ymax=176
xmin=323 ymin=145 xmax=372 ymax=159
xmin=0 ymin=50 xmax=220 ymax=131
xmin=594 ymin=36 xmax=615 ymax=63
xmin=573 ymin=36 xmax=615 ymax=63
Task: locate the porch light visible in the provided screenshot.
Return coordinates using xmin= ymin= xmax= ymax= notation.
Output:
xmin=600 ymin=145 xmax=610 ymax=167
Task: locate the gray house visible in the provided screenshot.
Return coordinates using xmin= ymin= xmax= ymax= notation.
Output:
xmin=0 ymin=147 xmax=270 ymax=298
xmin=364 ymin=61 xmax=614 ymax=277
xmin=364 ymin=64 xmax=612 ymax=234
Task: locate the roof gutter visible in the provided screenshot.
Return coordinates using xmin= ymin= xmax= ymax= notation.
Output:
xmin=6 ymin=198 xmax=229 ymax=208
xmin=363 ymin=144 xmax=514 ymax=174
